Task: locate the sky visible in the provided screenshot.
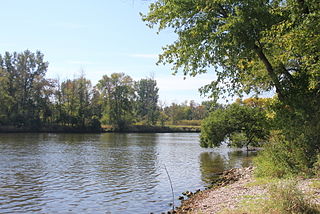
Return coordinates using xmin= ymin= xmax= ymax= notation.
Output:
xmin=0 ymin=0 xmax=216 ymax=104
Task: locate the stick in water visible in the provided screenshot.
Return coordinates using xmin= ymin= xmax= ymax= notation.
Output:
xmin=164 ymin=164 xmax=175 ymax=212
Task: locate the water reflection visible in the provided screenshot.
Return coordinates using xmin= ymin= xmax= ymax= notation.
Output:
xmin=199 ymin=150 xmax=257 ymax=185
xmin=0 ymin=133 xmax=255 ymax=214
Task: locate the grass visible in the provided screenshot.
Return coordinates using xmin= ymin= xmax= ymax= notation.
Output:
xmin=309 ymin=180 xmax=320 ymax=189
xmin=167 ymin=124 xmax=200 ymax=129
xmin=174 ymin=120 xmax=202 ymax=126
xmin=220 ymin=180 xmax=320 ymax=214
xmin=245 ymin=177 xmax=282 ymax=188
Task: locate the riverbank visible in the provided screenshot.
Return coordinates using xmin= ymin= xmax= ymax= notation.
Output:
xmin=176 ymin=167 xmax=320 ymax=213
xmin=0 ymin=124 xmax=200 ymax=133
xmin=104 ymin=125 xmax=200 ymax=133
xmin=0 ymin=125 xmax=103 ymax=133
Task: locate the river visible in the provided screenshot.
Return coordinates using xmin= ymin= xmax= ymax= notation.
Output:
xmin=0 ymin=133 xmax=255 ymax=213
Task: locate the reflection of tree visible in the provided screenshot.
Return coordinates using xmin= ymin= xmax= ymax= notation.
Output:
xmin=199 ymin=152 xmax=226 ymax=184
xmin=227 ymin=150 xmax=257 ymax=168
xmin=199 ymin=150 xmax=257 ymax=185
xmin=56 ymin=133 xmax=100 ymax=145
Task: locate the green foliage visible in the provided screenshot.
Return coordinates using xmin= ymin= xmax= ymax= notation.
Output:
xmin=313 ymin=154 xmax=320 ymax=177
xmin=254 ymin=132 xmax=313 ymax=178
xmin=0 ymin=50 xmax=102 ymax=131
xmin=200 ymin=103 xmax=269 ymax=149
xmin=0 ymin=50 xmax=51 ymax=127
xmin=254 ymin=98 xmax=320 ymax=178
xmin=163 ymin=100 xmax=209 ymax=125
xmin=143 ymin=0 xmax=320 ymax=102
xmin=175 ymin=120 xmax=201 ymax=126
xmin=55 ymin=75 xmax=100 ymax=129
xmin=97 ymin=73 xmax=135 ymax=131
xmin=143 ymin=0 xmax=320 ymax=178
xmin=0 ymin=51 xmax=211 ymax=132
xmin=158 ymin=111 xmax=169 ymax=126
xmin=135 ymin=78 xmax=159 ymax=125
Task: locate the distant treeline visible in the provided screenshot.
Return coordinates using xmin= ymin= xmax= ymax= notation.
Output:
xmin=0 ymin=50 xmax=218 ymax=131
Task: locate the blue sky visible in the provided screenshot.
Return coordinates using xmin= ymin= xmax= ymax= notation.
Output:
xmin=0 ymin=0 xmax=216 ymax=104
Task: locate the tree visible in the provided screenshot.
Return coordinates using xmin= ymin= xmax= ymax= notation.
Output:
xmin=60 ymin=79 xmax=78 ymax=126
xmin=97 ymin=73 xmax=134 ymax=130
xmin=56 ymin=75 xmax=99 ymax=128
xmin=142 ymin=1 xmax=319 ymax=106
xmin=0 ymin=51 xmax=101 ymax=131
xmin=0 ymin=50 xmax=50 ymax=127
xmin=143 ymin=0 xmax=320 ymax=175
xmin=0 ymin=67 xmax=11 ymax=124
xmin=164 ymin=102 xmax=186 ymax=124
xmin=135 ymin=78 xmax=159 ymax=125
xmin=200 ymin=103 xmax=269 ymax=151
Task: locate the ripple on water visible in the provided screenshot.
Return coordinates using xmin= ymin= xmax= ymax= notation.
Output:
xmin=0 ymin=133 xmax=254 ymax=214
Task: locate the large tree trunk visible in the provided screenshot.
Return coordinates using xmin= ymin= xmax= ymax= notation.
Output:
xmin=253 ymin=44 xmax=285 ymax=101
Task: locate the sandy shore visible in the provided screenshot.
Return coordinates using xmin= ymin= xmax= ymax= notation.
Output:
xmin=176 ymin=167 xmax=320 ymax=214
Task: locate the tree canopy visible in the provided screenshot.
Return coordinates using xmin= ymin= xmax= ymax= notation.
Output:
xmin=142 ymin=0 xmax=320 ymax=104
xmin=143 ymin=1 xmax=319 ymax=176
xmin=200 ymin=103 xmax=269 ymax=150
xmin=135 ymin=78 xmax=159 ymax=125
xmin=97 ymin=73 xmax=135 ymax=130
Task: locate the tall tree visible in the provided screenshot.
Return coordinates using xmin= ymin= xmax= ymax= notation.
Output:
xmin=97 ymin=73 xmax=134 ymax=130
xmin=142 ymin=0 xmax=320 ymax=106
xmin=135 ymin=78 xmax=159 ymax=125
xmin=0 ymin=50 xmax=49 ymax=127
xmin=0 ymin=67 xmax=11 ymax=124
xmin=58 ymin=76 xmax=94 ymax=128
xmin=143 ymin=0 xmax=320 ymax=173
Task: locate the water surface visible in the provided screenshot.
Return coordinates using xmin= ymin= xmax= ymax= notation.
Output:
xmin=0 ymin=133 xmax=254 ymax=213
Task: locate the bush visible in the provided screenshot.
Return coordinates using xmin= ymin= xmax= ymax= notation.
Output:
xmin=254 ymin=131 xmax=314 ymax=178
xmin=313 ymin=154 xmax=320 ymax=177
xmin=176 ymin=120 xmax=201 ymax=126
xmin=200 ymin=103 xmax=269 ymax=149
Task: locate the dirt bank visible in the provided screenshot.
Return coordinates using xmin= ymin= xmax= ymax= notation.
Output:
xmin=176 ymin=167 xmax=320 ymax=214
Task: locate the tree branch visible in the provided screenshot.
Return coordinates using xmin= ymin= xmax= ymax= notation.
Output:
xmin=253 ymin=44 xmax=285 ymax=100
xmin=280 ymin=63 xmax=295 ymax=83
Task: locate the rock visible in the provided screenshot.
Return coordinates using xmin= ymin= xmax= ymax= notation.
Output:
xmin=185 ymin=191 xmax=193 ymax=197
xmin=182 ymin=190 xmax=193 ymax=197
xmin=178 ymin=196 xmax=184 ymax=200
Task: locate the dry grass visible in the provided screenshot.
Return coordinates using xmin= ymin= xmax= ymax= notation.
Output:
xmin=221 ymin=180 xmax=320 ymax=214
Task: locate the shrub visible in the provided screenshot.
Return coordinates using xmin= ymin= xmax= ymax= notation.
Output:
xmin=254 ymin=131 xmax=313 ymax=178
xmin=176 ymin=120 xmax=201 ymax=126
xmin=313 ymin=154 xmax=320 ymax=177
xmin=200 ymin=103 xmax=269 ymax=149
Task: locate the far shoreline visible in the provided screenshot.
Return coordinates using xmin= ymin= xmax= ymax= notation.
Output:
xmin=0 ymin=124 xmax=201 ymax=134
